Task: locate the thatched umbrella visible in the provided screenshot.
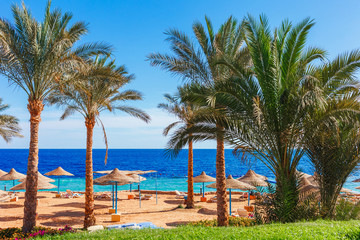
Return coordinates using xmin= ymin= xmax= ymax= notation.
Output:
xmin=45 ymin=167 xmax=74 ymax=194
xmin=352 ymin=178 xmax=360 ymax=183
xmin=194 ymin=171 xmax=215 ymax=198
xmin=299 ymin=176 xmax=319 ymax=194
xmin=0 ymin=169 xmax=7 ymax=178
xmin=237 ymin=170 xmax=268 ymax=187
xmin=10 ymin=178 xmax=57 ymax=191
xmin=296 ymin=170 xmax=312 ymax=179
xmin=94 ymin=168 xmax=133 ymax=214
xmin=207 ymin=175 xmax=256 ymax=214
xmin=19 ymin=172 xmax=55 ymax=183
xmin=127 ymin=174 xmax=146 ymax=192
xmin=0 ymin=168 xmax=26 ymax=189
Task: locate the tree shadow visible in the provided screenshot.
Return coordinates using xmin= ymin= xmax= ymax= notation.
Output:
xmin=0 ymin=203 xmax=22 ymax=209
xmin=197 ymin=208 xmax=217 ymax=215
xmin=52 ymin=202 xmax=108 ymax=209
xmin=0 ymin=216 xmax=22 ymax=221
xmin=166 ymin=221 xmax=189 ymax=227
xmin=164 ymin=199 xmax=184 ymax=205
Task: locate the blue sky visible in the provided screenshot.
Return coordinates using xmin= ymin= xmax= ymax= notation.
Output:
xmin=0 ymin=0 xmax=360 ymax=149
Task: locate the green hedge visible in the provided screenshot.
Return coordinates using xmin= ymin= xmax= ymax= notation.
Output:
xmin=41 ymin=220 xmax=360 ymax=240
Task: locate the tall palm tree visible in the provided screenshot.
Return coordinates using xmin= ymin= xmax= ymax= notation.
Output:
xmin=148 ymin=16 xmax=249 ymax=226
xmin=0 ymin=98 xmax=22 ymax=142
xmin=303 ymin=51 xmax=360 ymax=218
xmin=211 ymin=15 xmax=360 ymax=222
xmin=49 ymin=56 xmax=150 ymax=228
xmin=208 ymin=15 xmax=327 ymax=222
xmin=0 ymin=1 xmax=110 ymax=232
xmin=158 ymin=92 xmax=200 ymax=208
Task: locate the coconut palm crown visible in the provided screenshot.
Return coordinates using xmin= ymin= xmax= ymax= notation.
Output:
xmin=0 ymin=98 xmax=22 ymax=142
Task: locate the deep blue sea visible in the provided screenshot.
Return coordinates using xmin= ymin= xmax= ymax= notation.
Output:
xmin=0 ymin=149 xmax=359 ymax=193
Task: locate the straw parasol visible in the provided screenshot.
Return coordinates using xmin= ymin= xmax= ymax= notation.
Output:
xmin=94 ymin=168 xmax=133 ymax=214
xmin=0 ymin=168 xmax=26 ymax=189
xmin=296 ymin=170 xmax=312 ymax=179
xmin=45 ymin=166 xmax=73 ymax=176
xmin=126 ymin=174 xmax=147 ymax=193
xmin=352 ymin=178 xmax=360 ymax=183
xmin=128 ymin=174 xmax=146 ymax=183
xmin=299 ymin=176 xmax=319 ymax=194
xmin=237 ymin=170 xmax=268 ymax=187
xmin=10 ymin=178 xmax=57 ymax=191
xmin=194 ymin=171 xmax=215 ymax=198
xmin=19 ymin=172 xmax=55 ymax=183
xmin=207 ymin=175 xmax=256 ymax=214
xmin=0 ymin=169 xmax=7 ymax=177
xmin=240 ymin=169 xmax=268 ymax=181
xmin=45 ymin=167 xmax=74 ymax=194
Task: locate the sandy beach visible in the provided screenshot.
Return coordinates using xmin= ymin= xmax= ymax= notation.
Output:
xmin=0 ymin=191 xmax=252 ymax=229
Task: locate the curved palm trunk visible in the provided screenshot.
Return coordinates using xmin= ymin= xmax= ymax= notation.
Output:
xmin=23 ymin=100 xmax=44 ymax=233
xmin=84 ymin=117 xmax=96 ymax=228
xmin=186 ymin=138 xmax=194 ymax=209
xmin=216 ymin=125 xmax=228 ymax=226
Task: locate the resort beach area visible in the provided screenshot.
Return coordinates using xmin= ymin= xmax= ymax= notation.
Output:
xmin=0 ymin=191 xmax=253 ymax=229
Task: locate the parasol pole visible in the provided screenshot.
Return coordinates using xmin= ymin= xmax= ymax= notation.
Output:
xmin=156 ymin=172 xmax=158 ymax=205
xmin=139 ymin=175 xmax=141 ymax=208
xmin=115 ymin=182 xmax=118 ymax=214
xmin=57 ymin=177 xmax=60 ymax=194
xmin=202 ymin=182 xmax=205 ymax=198
xmin=112 ymin=184 xmax=114 ymax=209
xmin=229 ymin=188 xmax=232 ymax=215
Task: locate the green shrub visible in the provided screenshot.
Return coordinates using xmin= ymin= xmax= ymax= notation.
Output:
xmin=0 ymin=225 xmax=75 ymax=239
xmin=189 ymin=216 xmax=256 ymax=227
xmin=335 ymin=199 xmax=360 ymax=220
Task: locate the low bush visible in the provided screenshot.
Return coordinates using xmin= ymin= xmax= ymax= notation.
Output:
xmin=189 ymin=216 xmax=256 ymax=227
xmin=0 ymin=225 xmax=75 ymax=239
xmin=335 ymin=199 xmax=360 ymax=220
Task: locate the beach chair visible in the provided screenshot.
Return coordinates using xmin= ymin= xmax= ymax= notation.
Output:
xmin=137 ymin=222 xmax=162 ymax=229
xmin=207 ymin=196 xmax=217 ymax=203
xmin=175 ymin=190 xmax=187 ymax=199
xmin=237 ymin=208 xmax=249 ymax=218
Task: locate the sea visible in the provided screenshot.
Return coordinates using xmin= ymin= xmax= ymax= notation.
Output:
xmin=0 ymin=149 xmax=359 ymax=193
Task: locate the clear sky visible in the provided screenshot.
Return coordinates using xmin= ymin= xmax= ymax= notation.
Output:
xmin=0 ymin=0 xmax=360 ymax=149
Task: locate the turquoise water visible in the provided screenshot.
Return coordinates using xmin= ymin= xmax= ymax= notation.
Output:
xmin=1 ymin=176 xmax=359 ymax=193
xmin=0 ymin=149 xmax=360 ymax=193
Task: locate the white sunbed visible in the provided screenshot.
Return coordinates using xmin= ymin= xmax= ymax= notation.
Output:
xmin=175 ymin=190 xmax=187 ymax=199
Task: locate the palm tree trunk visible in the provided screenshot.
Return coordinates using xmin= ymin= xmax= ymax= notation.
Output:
xmin=216 ymin=125 xmax=228 ymax=226
xmin=23 ymin=100 xmax=44 ymax=233
xmin=84 ymin=117 xmax=96 ymax=228
xmin=186 ymin=137 xmax=194 ymax=208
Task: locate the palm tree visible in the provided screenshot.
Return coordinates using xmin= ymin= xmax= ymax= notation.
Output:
xmin=303 ymin=51 xmax=360 ymax=218
xmin=211 ymin=15 xmax=360 ymax=222
xmin=208 ymin=15 xmax=327 ymax=222
xmin=0 ymin=1 xmax=110 ymax=232
xmin=0 ymin=98 xmax=22 ymax=142
xmin=49 ymin=56 xmax=150 ymax=228
xmin=148 ymin=16 xmax=249 ymax=226
xmin=158 ymin=92 xmax=200 ymax=208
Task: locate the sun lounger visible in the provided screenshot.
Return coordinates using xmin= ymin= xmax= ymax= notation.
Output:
xmin=107 ymin=222 xmax=161 ymax=230
xmin=134 ymin=194 xmax=152 ymax=200
xmin=237 ymin=208 xmax=249 ymax=218
xmin=175 ymin=190 xmax=187 ymax=199
xmin=95 ymin=193 xmax=111 ymax=199
xmin=207 ymin=196 xmax=217 ymax=203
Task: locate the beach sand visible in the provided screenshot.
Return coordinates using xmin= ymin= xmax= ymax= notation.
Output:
xmin=0 ymin=191 xmax=253 ymax=229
